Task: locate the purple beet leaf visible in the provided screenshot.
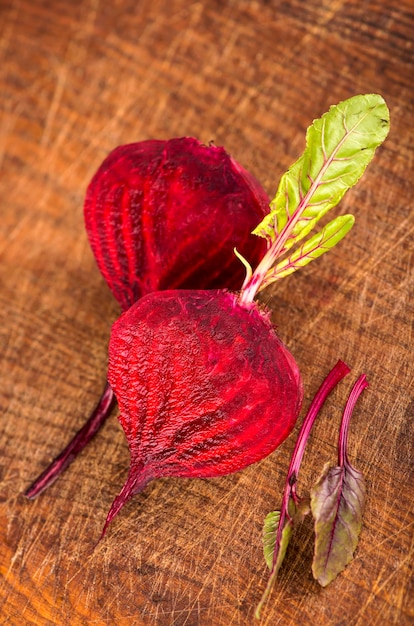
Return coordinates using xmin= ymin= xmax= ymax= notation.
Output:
xmin=310 ymin=374 xmax=368 ymax=587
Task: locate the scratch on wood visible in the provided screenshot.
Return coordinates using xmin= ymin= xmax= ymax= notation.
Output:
xmin=294 ymin=216 xmax=414 ymax=344
xmin=353 ymin=543 xmax=413 ymax=626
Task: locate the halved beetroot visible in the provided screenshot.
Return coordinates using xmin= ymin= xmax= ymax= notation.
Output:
xmin=102 ymin=289 xmax=302 ymax=535
xmin=84 ymin=137 xmax=269 ymax=310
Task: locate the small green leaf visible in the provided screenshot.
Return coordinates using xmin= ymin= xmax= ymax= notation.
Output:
xmin=259 ymin=214 xmax=355 ymax=288
xmin=263 ymin=510 xmax=280 ymax=569
xmin=310 ymin=461 xmax=366 ymax=587
xmin=240 ymin=94 xmax=389 ymax=306
xmin=269 ymin=521 xmax=292 ymax=575
xmin=256 ymin=514 xmax=293 ymax=620
xmin=258 ymin=497 xmax=310 ymax=618
xmin=253 ymin=94 xmax=389 ymax=245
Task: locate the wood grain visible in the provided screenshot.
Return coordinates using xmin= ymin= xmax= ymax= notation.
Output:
xmin=0 ymin=0 xmax=413 ymax=624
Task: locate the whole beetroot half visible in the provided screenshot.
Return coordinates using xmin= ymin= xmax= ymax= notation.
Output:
xmin=84 ymin=137 xmax=269 ymax=311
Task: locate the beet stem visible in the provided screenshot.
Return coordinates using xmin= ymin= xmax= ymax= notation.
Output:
xmin=338 ymin=374 xmax=369 ymax=467
xmin=287 ymin=359 xmax=351 ymax=495
xmin=24 ymin=382 xmax=116 ymax=499
xmin=273 ymin=360 xmax=351 ymax=564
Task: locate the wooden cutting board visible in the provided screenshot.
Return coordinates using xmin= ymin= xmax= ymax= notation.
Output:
xmin=1 ymin=1 xmax=413 ymax=624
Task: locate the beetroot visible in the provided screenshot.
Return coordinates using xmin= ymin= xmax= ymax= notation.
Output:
xmin=102 ymin=289 xmax=302 ymax=535
xmin=25 ymin=138 xmax=269 ymax=498
xmin=84 ymin=137 xmax=269 ymax=311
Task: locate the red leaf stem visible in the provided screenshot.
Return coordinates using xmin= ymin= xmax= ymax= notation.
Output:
xmin=338 ymin=374 xmax=369 ymax=467
xmin=271 ymin=360 xmax=351 ymax=569
xmin=25 ymin=382 xmax=116 ymax=499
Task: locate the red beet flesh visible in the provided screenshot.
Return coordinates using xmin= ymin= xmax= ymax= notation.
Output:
xmin=25 ymin=138 xmax=270 ymax=499
xmin=102 ymin=290 xmax=302 ymax=534
xmin=84 ymin=137 xmax=269 ymax=311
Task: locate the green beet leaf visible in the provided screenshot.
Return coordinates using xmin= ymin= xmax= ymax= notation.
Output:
xmin=239 ymin=94 xmax=389 ymax=305
xmin=263 ymin=510 xmax=281 ymax=570
xmin=255 ymin=507 xmax=294 ymax=620
xmin=262 ymin=499 xmax=311 ymax=571
xmin=253 ymin=94 xmax=390 ymax=245
xmin=260 ymin=214 xmax=355 ymax=286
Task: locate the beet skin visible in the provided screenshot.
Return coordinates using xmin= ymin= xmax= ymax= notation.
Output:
xmin=103 ymin=289 xmax=302 ymax=533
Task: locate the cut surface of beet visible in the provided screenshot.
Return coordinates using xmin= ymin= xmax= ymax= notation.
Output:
xmin=84 ymin=137 xmax=269 ymax=310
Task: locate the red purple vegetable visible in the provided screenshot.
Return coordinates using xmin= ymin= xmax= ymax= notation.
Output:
xmin=84 ymin=137 xmax=269 ymax=311
xmin=101 ymin=95 xmax=389 ymax=536
xmin=25 ymin=138 xmax=269 ymax=499
xmin=25 ymin=95 xmax=389 ymax=548
xmin=101 ymin=289 xmax=302 ymax=536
